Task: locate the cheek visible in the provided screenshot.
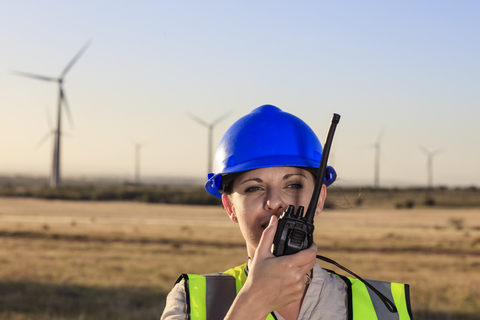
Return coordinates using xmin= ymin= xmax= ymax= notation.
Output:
xmin=236 ymin=212 xmax=259 ymax=246
xmin=236 ymin=207 xmax=255 ymax=230
xmin=302 ymin=192 xmax=313 ymax=206
xmin=302 ymin=183 xmax=316 ymax=203
xmin=232 ymin=196 xmax=257 ymax=220
xmin=238 ymin=219 xmax=256 ymax=240
xmin=233 ymin=202 xmax=263 ymax=243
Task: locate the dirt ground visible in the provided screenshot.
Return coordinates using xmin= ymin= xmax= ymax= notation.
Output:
xmin=0 ymin=198 xmax=479 ymax=319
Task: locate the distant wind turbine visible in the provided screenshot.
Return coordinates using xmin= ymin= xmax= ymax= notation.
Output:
xmin=187 ymin=110 xmax=233 ymax=175
xmin=11 ymin=40 xmax=92 ymax=188
xmin=418 ymin=145 xmax=444 ymax=189
xmin=132 ymin=140 xmax=148 ymax=185
xmin=372 ymin=129 xmax=385 ymax=189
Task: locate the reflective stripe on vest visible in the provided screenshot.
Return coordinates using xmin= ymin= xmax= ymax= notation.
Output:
xmin=176 ymin=263 xmax=275 ymax=320
xmin=334 ymin=273 xmax=413 ymax=320
xmin=176 ymin=263 xmax=413 ymax=320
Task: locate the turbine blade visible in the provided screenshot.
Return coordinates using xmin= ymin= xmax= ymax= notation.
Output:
xmin=418 ymin=144 xmax=429 ymax=155
xmin=10 ymin=70 xmax=57 ymax=82
xmin=36 ymin=131 xmax=54 ymax=149
xmin=431 ymin=148 xmax=445 ymax=156
xmin=186 ymin=112 xmax=209 ymax=127
xmin=60 ymin=87 xmax=75 ymax=129
xmin=60 ymin=40 xmax=92 ymax=78
xmin=211 ymin=109 xmax=233 ymax=126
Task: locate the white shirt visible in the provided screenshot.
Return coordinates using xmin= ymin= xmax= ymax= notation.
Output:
xmin=161 ymin=262 xmax=347 ymax=320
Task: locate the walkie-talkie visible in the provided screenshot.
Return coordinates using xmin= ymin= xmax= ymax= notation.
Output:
xmin=272 ymin=113 xmax=340 ymax=256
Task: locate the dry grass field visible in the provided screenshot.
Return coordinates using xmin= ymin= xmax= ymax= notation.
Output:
xmin=0 ymin=197 xmax=479 ymax=319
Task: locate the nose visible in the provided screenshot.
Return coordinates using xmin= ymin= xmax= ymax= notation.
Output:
xmin=264 ymin=188 xmax=286 ymax=215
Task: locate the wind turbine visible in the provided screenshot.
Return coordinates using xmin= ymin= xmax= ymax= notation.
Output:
xmin=11 ymin=40 xmax=92 ymax=188
xmin=132 ymin=140 xmax=148 ymax=185
xmin=372 ymin=129 xmax=385 ymax=189
xmin=418 ymin=145 xmax=444 ymax=189
xmin=187 ymin=110 xmax=233 ymax=175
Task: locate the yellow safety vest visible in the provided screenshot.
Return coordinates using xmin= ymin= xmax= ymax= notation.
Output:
xmin=175 ymin=263 xmax=413 ymax=320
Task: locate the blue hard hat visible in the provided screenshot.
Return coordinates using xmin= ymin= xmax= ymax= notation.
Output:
xmin=205 ymin=105 xmax=337 ymax=198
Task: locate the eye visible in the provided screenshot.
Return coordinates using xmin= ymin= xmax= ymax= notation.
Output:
xmin=245 ymin=186 xmax=263 ymax=193
xmin=287 ymin=183 xmax=303 ymax=189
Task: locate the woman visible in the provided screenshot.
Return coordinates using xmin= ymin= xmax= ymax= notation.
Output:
xmin=161 ymin=105 xmax=412 ymax=320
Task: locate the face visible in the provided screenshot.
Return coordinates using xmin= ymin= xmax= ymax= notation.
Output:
xmin=222 ymin=166 xmax=326 ymax=258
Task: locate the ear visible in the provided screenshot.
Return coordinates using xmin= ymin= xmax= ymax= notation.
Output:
xmin=222 ymin=193 xmax=237 ymax=223
xmin=315 ymin=185 xmax=327 ymax=216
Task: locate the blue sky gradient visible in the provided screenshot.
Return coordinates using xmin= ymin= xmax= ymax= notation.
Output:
xmin=0 ymin=1 xmax=478 ymax=187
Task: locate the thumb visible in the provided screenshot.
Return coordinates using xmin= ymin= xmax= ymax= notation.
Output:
xmin=255 ymin=215 xmax=278 ymax=258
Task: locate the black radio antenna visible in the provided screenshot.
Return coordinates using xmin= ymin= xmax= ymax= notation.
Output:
xmin=304 ymin=113 xmax=341 ymax=224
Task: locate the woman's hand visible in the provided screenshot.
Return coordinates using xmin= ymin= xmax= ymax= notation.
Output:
xmin=225 ymin=215 xmax=317 ymax=320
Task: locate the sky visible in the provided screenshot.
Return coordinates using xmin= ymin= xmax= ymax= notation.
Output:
xmin=0 ymin=1 xmax=479 ymax=188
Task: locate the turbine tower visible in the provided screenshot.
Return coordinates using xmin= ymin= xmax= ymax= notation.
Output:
xmin=132 ymin=141 xmax=148 ymax=185
xmin=12 ymin=41 xmax=91 ymax=188
xmin=373 ymin=129 xmax=385 ymax=189
xmin=418 ymin=145 xmax=444 ymax=189
xmin=187 ymin=110 xmax=233 ymax=175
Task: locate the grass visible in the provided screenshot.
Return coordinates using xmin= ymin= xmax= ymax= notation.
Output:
xmin=1 ymin=179 xmax=480 ymax=209
xmin=0 ymin=197 xmax=479 ymax=319
xmin=0 ymin=183 xmax=222 ymax=205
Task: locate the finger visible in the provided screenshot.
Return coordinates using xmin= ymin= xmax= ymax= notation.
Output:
xmin=255 ymin=215 xmax=278 ymax=258
xmin=293 ymin=242 xmax=318 ymax=269
xmin=308 ymin=242 xmax=318 ymax=256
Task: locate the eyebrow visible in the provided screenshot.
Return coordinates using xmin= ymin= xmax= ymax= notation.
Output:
xmin=239 ymin=173 xmax=307 ymax=185
xmin=239 ymin=178 xmax=263 ymax=185
xmin=284 ymin=173 xmax=308 ymax=179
